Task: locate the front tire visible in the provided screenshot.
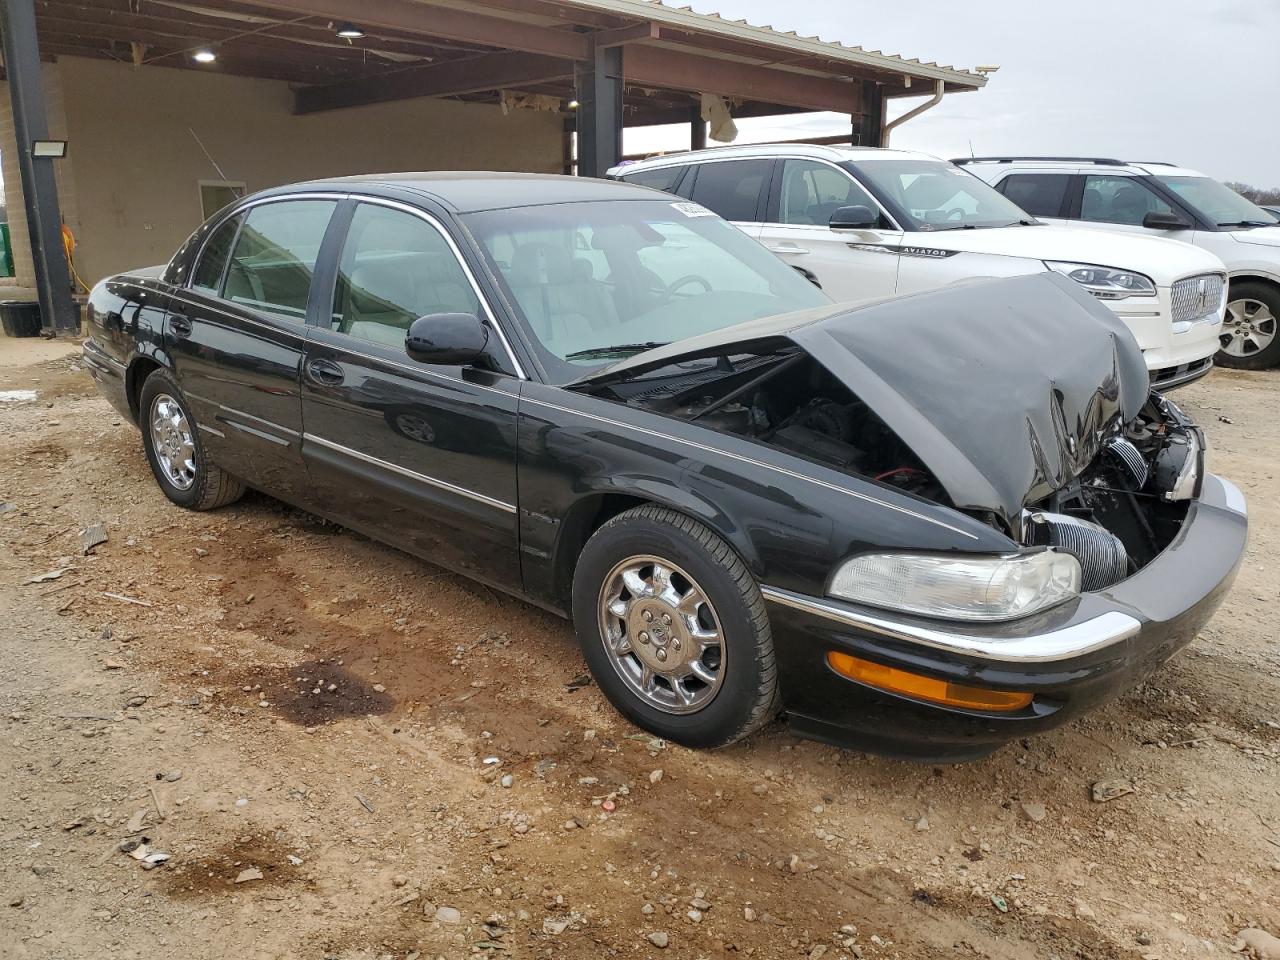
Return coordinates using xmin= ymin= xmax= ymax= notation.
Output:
xmin=571 ymin=505 xmax=779 ymax=748
xmin=139 ymin=370 xmax=245 ymax=511
xmin=1218 ymin=281 xmax=1280 ymax=369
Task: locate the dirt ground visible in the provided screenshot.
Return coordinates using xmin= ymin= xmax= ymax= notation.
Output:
xmin=1 ymin=338 xmax=1277 ymax=960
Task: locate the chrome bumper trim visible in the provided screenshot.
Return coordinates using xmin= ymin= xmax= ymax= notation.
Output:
xmin=761 ymin=586 xmax=1142 ymax=663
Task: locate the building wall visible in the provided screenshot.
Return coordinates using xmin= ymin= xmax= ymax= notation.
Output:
xmin=6 ymin=55 xmax=566 ymax=287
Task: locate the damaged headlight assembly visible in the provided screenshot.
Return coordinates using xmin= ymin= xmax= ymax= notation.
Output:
xmin=828 ymin=550 xmax=1081 ymax=622
xmin=1044 ymin=261 xmax=1156 ymax=300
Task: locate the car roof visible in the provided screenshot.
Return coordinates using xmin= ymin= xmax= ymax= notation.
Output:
xmin=263 ymin=171 xmax=667 ymax=213
xmin=612 ymin=143 xmax=937 ymax=172
xmin=956 ymin=157 xmax=1208 ymax=178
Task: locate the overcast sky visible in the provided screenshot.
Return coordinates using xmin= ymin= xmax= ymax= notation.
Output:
xmin=626 ymin=0 xmax=1280 ymax=188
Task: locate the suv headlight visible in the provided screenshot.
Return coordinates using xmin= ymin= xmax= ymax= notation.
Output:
xmin=828 ymin=551 xmax=1081 ymax=622
xmin=1045 ymin=261 xmax=1156 ymax=300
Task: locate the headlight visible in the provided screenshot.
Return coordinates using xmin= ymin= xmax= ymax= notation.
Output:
xmin=827 ymin=550 xmax=1081 ymax=622
xmin=1045 ymin=261 xmax=1156 ymax=300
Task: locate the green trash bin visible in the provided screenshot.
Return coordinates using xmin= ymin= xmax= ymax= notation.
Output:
xmin=0 ymin=224 xmax=13 ymax=278
xmin=0 ymin=301 xmax=42 ymax=337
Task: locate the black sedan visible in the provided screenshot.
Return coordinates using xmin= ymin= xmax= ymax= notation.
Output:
xmin=82 ymin=173 xmax=1248 ymax=760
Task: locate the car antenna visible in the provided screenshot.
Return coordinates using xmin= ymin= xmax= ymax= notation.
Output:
xmin=189 ymin=128 xmax=244 ymax=198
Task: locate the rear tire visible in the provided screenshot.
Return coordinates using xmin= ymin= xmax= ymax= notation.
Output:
xmin=571 ymin=505 xmax=779 ymax=748
xmin=1217 ymin=281 xmax=1280 ymax=369
xmin=139 ymin=369 xmax=246 ymax=511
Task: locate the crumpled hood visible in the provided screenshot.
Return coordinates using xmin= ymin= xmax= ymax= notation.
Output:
xmin=916 ymin=224 xmax=1221 ymax=282
xmin=1231 ymin=226 xmax=1280 ymax=248
xmin=791 ymin=272 xmax=1150 ymax=525
xmin=579 ymin=273 xmax=1150 ymax=527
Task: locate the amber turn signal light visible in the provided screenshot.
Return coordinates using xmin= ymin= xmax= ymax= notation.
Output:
xmin=826 ymin=651 xmax=1033 ymax=712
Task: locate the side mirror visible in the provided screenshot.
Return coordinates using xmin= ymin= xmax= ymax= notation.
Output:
xmin=405 ymin=313 xmax=489 ymax=366
xmin=829 ymin=204 xmax=878 ymax=230
xmin=1143 ymin=210 xmax=1191 ymax=230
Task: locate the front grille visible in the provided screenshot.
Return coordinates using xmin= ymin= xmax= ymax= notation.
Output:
xmin=1170 ymin=273 xmax=1225 ymax=324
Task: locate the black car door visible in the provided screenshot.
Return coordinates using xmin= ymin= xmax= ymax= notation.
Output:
xmin=299 ymin=198 xmax=523 ymax=590
xmin=166 ymin=195 xmax=341 ymax=497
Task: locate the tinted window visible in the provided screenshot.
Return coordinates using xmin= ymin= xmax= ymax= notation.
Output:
xmin=1154 ymin=174 xmax=1273 ymax=226
xmin=331 ymin=204 xmax=481 ymax=348
xmin=688 ymin=159 xmax=772 ymax=222
xmin=1080 ymin=175 xmax=1172 ymax=225
xmin=778 ymin=159 xmax=878 ymax=225
xmin=998 ymin=174 xmax=1071 ymax=218
xmin=225 ymin=199 xmax=336 ymax=320
xmin=191 ymin=214 xmax=241 ymax=295
xmin=620 ymin=165 xmax=687 ymax=195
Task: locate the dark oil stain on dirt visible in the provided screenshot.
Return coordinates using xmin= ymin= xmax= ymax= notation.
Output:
xmin=255 ymin=660 xmax=395 ymax=725
xmin=154 ymin=834 xmax=308 ymax=900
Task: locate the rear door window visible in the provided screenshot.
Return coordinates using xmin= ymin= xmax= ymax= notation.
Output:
xmin=997 ymin=174 xmax=1072 ymax=218
xmin=224 ymin=199 xmax=337 ymax=321
xmin=687 ymin=159 xmax=772 ymax=222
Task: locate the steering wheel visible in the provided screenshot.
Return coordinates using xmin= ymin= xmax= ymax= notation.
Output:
xmin=945 ymin=207 xmax=967 ymax=222
xmin=662 ymin=274 xmax=713 ymax=301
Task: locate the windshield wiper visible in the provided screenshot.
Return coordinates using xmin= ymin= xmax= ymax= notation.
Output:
xmin=565 ymin=341 xmax=669 ymax=361
xmin=1216 ymin=220 xmax=1275 ymax=228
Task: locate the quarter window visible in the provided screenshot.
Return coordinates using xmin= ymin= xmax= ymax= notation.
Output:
xmin=620 ymin=165 xmax=688 ymax=195
xmin=997 ymin=174 xmax=1071 ymax=218
xmin=225 ymin=199 xmax=336 ymax=321
xmin=1080 ymin=175 xmax=1173 ymax=226
xmin=190 ymin=214 xmax=241 ymax=295
xmin=778 ymin=159 xmax=880 ymax=226
xmin=332 ymin=203 xmax=481 ymax=348
xmin=687 ymin=159 xmax=772 ymax=222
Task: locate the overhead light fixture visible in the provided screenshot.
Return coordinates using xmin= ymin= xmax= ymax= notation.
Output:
xmin=192 ymin=47 xmax=217 ymax=63
xmin=335 ymin=22 xmax=365 ymax=39
xmin=32 ymin=140 xmax=68 ymax=159
xmin=567 ymin=99 xmax=580 ymax=109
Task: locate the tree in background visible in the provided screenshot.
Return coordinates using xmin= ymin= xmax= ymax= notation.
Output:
xmin=1226 ymin=181 xmax=1280 ymax=206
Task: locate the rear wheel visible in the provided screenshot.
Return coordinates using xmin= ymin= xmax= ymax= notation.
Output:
xmin=1218 ymin=281 xmax=1280 ymax=369
xmin=571 ymin=505 xmax=779 ymax=748
xmin=139 ymin=370 xmax=245 ymax=511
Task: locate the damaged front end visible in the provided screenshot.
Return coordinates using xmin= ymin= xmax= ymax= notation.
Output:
xmin=574 ymin=273 xmax=1205 ymax=598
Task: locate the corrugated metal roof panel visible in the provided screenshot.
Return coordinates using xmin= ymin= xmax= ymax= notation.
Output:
xmin=554 ymin=0 xmax=987 ymax=88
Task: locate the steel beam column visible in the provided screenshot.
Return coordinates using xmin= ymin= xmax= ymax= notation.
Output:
xmin=574 ymin=42 xmax=622 ymax=179
xmin=690 ymin=102 xmax=707 ymax=151
xmin=0 ymin=0 xmax=77 ymax=335
xmin=851 ymin=80 xmax=885 ymax=147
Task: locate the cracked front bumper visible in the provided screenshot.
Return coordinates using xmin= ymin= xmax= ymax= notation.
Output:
xmin=765 ymin=474 xmax=1248 ymax=761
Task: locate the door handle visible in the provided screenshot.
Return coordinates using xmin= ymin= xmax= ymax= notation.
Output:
xmin=765 ymin=243 xmax=810 ymax=255
xmin=305 ymin=357 xmax=345 ymax=387
xmin=169 ymin=314 xmax=192 ymax=339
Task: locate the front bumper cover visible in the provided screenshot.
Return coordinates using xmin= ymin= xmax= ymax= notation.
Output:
xmin=765 ymin=473 xmax=1248 ymax=761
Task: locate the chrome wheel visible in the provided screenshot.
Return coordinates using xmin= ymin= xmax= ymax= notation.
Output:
xmin=149 ymin=394 xmax=197 ymax=490
xmin=1222 ymin=297 xmax=1277 ymax=358
xmin=597 ymin=555 xmax=725 ymax=715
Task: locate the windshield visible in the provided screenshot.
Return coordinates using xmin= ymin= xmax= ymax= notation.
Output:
xmin=463 ymin=199 xmax=829 ymax=382
xmin=852 ymin=159 xmax=1036 ymax=231
xmin=1154 ymin=174 xmax=1276 ymax=227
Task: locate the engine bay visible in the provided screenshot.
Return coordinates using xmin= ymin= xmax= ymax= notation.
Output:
xmin=588 ymin=348 xmax=946 ymax=503
xmin=581 ymin=347 xmax=1198 ymax=592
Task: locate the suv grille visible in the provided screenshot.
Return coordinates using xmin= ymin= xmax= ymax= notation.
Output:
xmin=1170 ymin=273 xmax=1225 ymax=324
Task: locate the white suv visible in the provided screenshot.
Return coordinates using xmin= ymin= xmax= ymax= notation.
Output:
xmin=960 ymin=157 xmax=1280 ymax=369
xmin=609 ymin=144 xmax=1227 ymax=390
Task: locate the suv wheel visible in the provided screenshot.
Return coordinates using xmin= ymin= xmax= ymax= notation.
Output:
xmin=1219 ymin=281 xmax=1280 ymax=369
xmin=571 ymin=505 xmax=780 ymax=748
xmin=139 ymin=370 xmax=246 ymax=510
